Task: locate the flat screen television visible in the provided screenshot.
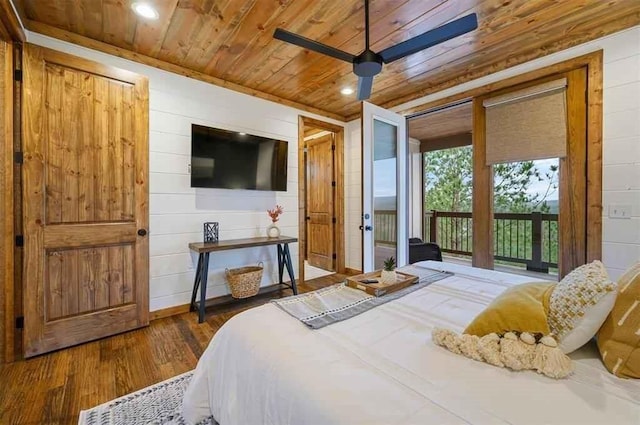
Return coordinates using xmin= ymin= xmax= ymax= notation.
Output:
xmin=190 ymin=124 xmax=288 ymax=191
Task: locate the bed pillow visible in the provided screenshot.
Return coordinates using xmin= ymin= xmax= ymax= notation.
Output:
xmin=548 ymin=260 xmax=617 ymax=354
xmin=464 ymin=282 xmax=555 ymax=336
xmin=597 ymin=262 xmax=640 ymax=378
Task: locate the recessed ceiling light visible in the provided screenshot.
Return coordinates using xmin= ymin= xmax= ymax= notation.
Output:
xmin=239 ymin=132 xmax=247 ymax=135
xmin=340 ymin=87 xmax=354 ymax=95
xmin=132 ymin=2 xmax=159 ymax=20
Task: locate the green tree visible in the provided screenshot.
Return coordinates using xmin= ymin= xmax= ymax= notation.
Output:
xmin=424 ymin=146 xmax=473 ymax=212
xmin=424 ymin=146 xmax=558 ymax=213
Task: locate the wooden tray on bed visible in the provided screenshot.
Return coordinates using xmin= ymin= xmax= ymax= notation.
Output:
xmin=346 ymin=270 xmax=418 ymax=297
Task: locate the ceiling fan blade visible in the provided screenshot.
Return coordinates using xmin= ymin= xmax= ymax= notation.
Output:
xmin=357 ymin=76 xmax=374 ymax=101
xmin=379 ymin=13 xmax=478 ymax=64
xmin=273 ymin=28 xmax=356 ymax=63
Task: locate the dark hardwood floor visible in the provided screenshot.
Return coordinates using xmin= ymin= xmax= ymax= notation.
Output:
xmin=0 ymin=274 xmax=345 ymax=425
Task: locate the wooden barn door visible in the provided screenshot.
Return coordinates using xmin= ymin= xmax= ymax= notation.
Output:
xmin=22 ymin=44 xmax=149 ymax=357
xmin=306 ymin=133 xmax=335 ymax=270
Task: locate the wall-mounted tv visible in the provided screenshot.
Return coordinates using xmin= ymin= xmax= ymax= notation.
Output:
xmin=190 ymin=124 xmax=288 ymax=191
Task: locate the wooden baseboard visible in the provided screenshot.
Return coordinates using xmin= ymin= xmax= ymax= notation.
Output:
xmin=150 ymin=282 xmax=289 ymax=321
xmin=149 ymin=304 xmax=191 ymax=321
xmin=344 ymin=268 xmax=363 ymax=276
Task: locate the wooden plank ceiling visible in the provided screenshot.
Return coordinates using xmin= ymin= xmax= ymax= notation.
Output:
xmin=16 ymin=0 xmax=640 ymax=120
xmin=409 ymin=102 xmax=472 ymax=142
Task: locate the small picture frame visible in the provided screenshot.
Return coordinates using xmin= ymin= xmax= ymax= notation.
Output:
xmin=203 ymin=222 xmax=219 ymax=243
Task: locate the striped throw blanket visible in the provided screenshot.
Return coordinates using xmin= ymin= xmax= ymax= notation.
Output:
xmin=272 ymin=265 xmax=452 ymax=329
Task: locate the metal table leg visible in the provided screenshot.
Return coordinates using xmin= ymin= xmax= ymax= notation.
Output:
xmin=281 ymin=243 xmax=298 ymax=295
xmin=277 ymin=244 xmax=285 ymax=285
xmin=190 ymin=254 xmax=203 ymax=312
xmin=198 ymin=252 xmax=210 ymax=323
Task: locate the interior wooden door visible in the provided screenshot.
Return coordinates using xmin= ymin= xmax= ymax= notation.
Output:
xmin=306 ymin=133 xmax=335 ymax=270
xmin=22 ymin=44 xmax=149 ymax=357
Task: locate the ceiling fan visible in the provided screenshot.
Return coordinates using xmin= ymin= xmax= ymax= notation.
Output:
xmin=273 ymin=1 xmax=478 ymax=101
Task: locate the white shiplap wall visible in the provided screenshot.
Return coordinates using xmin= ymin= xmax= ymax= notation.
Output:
xmin=345 ymin=26 xmax=640 ymax=279
xmin=26 ymin=32 xmax=345 ymax=311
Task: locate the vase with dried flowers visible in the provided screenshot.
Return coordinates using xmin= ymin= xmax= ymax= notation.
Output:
xmin=266 ymin=205 xmax=283 ymax=238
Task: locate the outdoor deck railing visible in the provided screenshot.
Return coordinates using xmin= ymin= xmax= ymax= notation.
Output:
xmin=374 ymin=210 xmax=558 ymax=273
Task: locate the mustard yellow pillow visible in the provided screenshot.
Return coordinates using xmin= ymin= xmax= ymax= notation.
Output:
xmin=597 ymin=262 xmax=640 ymax=378
xmin=465 ymin=282 xmax=556 ymax=336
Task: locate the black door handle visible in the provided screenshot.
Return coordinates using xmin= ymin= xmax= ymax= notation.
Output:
xmin=359 ymin=225 xmax=363 ymax=230
xmin=138 ymin=229 xmax=147 ymax=236
xmin=364 ymin=225 xmax=372 ymax=231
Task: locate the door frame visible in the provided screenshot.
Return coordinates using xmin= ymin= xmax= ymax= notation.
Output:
xmin=403 ymin=51 xmax=603 ymax=269
xmin=298 ymin=116 xmax=345 ymax=284
xmin=473 ymin=69 xmax=588 ymax=277
xmin=0 ymin=39 xmax=14 ymax=364
xmin=0 ymin=0 xmax=23 ymax=365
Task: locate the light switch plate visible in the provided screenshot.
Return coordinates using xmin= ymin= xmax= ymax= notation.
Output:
xmin=609 ymin=204 xmax=632 ymax=219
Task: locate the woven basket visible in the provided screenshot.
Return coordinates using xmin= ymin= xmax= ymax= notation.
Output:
xmin=225 ymin=262 xmax=263 ymax=299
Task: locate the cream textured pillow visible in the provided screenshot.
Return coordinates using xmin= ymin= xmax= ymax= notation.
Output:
xmin=548 ymin=260 xmax=617 ymax=354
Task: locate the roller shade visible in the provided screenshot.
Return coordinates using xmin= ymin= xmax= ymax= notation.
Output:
xmin=420 ymin=133 xmax=472 ymax=153
xmin=484 ymin=78 xmax=567 ymax=165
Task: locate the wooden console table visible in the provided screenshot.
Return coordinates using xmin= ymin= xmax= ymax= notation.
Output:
xmin=188 ymin=236 xmax=298 ymax=323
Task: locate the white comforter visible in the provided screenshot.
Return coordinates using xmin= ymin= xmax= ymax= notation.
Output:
xmin=183 ymin=262 xmax=640 ymax=425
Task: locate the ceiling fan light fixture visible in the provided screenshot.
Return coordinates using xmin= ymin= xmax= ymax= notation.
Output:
xmin=131 ymin=2 xmax=159 ymax=20
xmin=340 ymin=87 xmax=354 ymax=95
xmin=272 ymin=0 xmax=478 ymax=101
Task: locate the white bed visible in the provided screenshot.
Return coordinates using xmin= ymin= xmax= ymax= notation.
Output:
xmin=183 ymin=261 xmax=640 ymax=425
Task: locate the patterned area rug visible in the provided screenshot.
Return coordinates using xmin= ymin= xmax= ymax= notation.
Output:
xmin=78 ymin=371 xmax=217 ymax=425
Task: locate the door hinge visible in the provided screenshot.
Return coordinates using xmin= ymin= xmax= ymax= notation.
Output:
xmin=332 ymin=253 xmax=337 ymax=260
xmin=15 ymin=235 xmax=24 ymax=247
xmin=14 ymin=152 xmax=23 ymax=164
xmin=331 ymin=144 xmax=335 ymax=151
xmin=332 ymin=217 xmax=337 ymax=224
xmin=15 ymin=316 xmax=24 ymax=329
xmin=331 ymin=181 xmax=336 ymax=187
xmin=14 ymin=69 xmax=22 ymax=82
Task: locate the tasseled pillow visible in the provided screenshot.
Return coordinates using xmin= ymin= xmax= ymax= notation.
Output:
xmin=432 ymin=328 xmax=574 ymax=379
